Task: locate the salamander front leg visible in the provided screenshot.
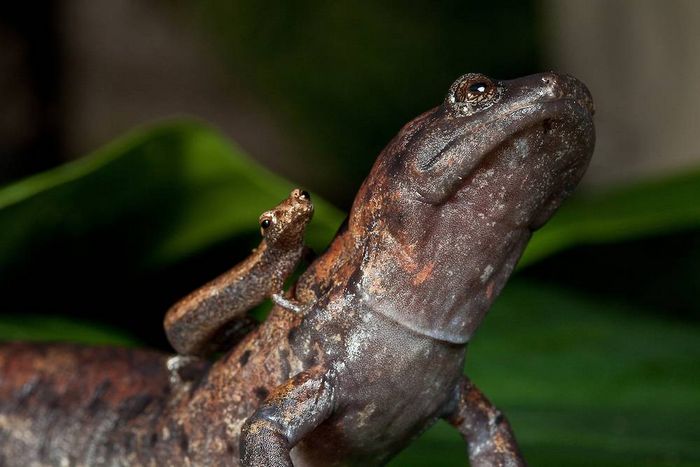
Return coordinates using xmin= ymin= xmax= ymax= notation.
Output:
xmin=240 ymin=365 xmax=336 ymax=467
xmin=443 ymin=376 xmax=526 ymax=467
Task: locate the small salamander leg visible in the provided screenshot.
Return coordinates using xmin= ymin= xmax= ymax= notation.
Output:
xmin=443 ymin=376 xmax=526 ymax=467
xmin=166 ymin=355 xmax=204 ymax=387
xmin=271 ymin=293 xmax=306 ymax=314
xmin=240 ymin=365 xmax=336 ymax=467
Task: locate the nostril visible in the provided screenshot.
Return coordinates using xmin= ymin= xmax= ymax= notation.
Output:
xmin=541 ymin=73 xmax=559 ymax=88
xmin=542 ymin=118 xmax=553 ymax=134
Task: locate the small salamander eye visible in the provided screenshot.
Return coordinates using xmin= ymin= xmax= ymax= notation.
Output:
xmin=259 ymin=213 xmax=276 ymax=235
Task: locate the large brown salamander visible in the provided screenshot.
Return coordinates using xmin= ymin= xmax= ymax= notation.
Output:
xmin=0 ymin=72 xmax=595 ymax=466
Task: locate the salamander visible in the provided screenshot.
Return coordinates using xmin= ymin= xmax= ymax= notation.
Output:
xmin=0 ymin=72 xmax=595 ymax=466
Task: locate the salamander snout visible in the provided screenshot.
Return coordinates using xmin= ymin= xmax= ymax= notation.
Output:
xmin=291 ymin=188 xmax=312 ymax=203
xmin=539 ymin=72 xmax=595 ymax=116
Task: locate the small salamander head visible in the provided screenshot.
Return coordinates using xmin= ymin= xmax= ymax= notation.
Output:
xmin=259 ymin=189 xmax=314 ymax=247
xmin=349 ymin=72 xmax=595 ymax=342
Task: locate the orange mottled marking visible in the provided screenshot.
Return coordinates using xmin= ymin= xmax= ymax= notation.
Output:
xmin=412 ymin=262 xmax=435 ymax=286
xmin=485 ymin=282 xmax=495 ymax=300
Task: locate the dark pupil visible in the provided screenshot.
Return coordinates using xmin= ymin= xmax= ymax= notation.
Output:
xmin=468 ymin=82 xmax=488 ymax=93
xmin=261 ymin=219 xmax=271 ymax=228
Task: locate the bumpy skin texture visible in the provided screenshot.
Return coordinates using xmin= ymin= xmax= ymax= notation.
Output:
xmin=164 ymin=188 xmax=314 ymax=356
xmin=0 ymin=72 xmax=595 ymax=466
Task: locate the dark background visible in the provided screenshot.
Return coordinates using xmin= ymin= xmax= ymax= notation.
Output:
xmin=1 ymin=1 xmax=541 ymax=205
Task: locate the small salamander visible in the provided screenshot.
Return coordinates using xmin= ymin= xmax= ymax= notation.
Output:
xmin=164 ymin=188 xmax=314 ymax=357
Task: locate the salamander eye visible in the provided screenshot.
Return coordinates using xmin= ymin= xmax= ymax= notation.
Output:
xmin=259 ymin=214 xmax=275 ymax=235
xmin=259 ymin=214 xmax=275 ymax=232
xmin=447 ymin=74 xmax=500 ymax=113
xmin=456 ymin=77 xmax=496 ymax=105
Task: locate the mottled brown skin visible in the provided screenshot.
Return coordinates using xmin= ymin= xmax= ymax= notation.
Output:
xmin=164 ymin=188 xmax=314 ymax=356
xmin=0 ymin=72 xmax=595 ymax=466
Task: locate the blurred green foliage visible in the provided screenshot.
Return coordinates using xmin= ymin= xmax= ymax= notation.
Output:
xmin=0 ymin=314 xmax=137 ymax=347
xmin=0 ymin=119 xmax=343 ymax=273
xmin=520 ymin=169 xmax=700 ymax=267
xmin=0 ymin=120 xmax=344 ymax=345
xmin=0 ymin=121 xmax=698 ymax=465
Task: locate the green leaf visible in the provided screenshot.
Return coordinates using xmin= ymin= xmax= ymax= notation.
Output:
xmin=0 ymin=118 xmax=344 ymax=276
xmin=0 ymin=314 xmax=137 ymax=347
xmin=521 ymin=169 xmax=700 ymax=268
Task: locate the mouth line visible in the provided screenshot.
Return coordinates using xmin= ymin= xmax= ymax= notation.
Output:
xmin=466 ymin=96 xmax=590 ymax=138
xmin=419 ymin=97 xmax=587 ymax=172
xmin=415 ymin=97 xmax=590 ymax=205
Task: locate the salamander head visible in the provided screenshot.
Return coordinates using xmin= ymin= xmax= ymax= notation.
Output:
xmin=259 ymin=189 xmax=314 ymax=247
xmin=349 ymin=72 xmax=595 ymax=343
